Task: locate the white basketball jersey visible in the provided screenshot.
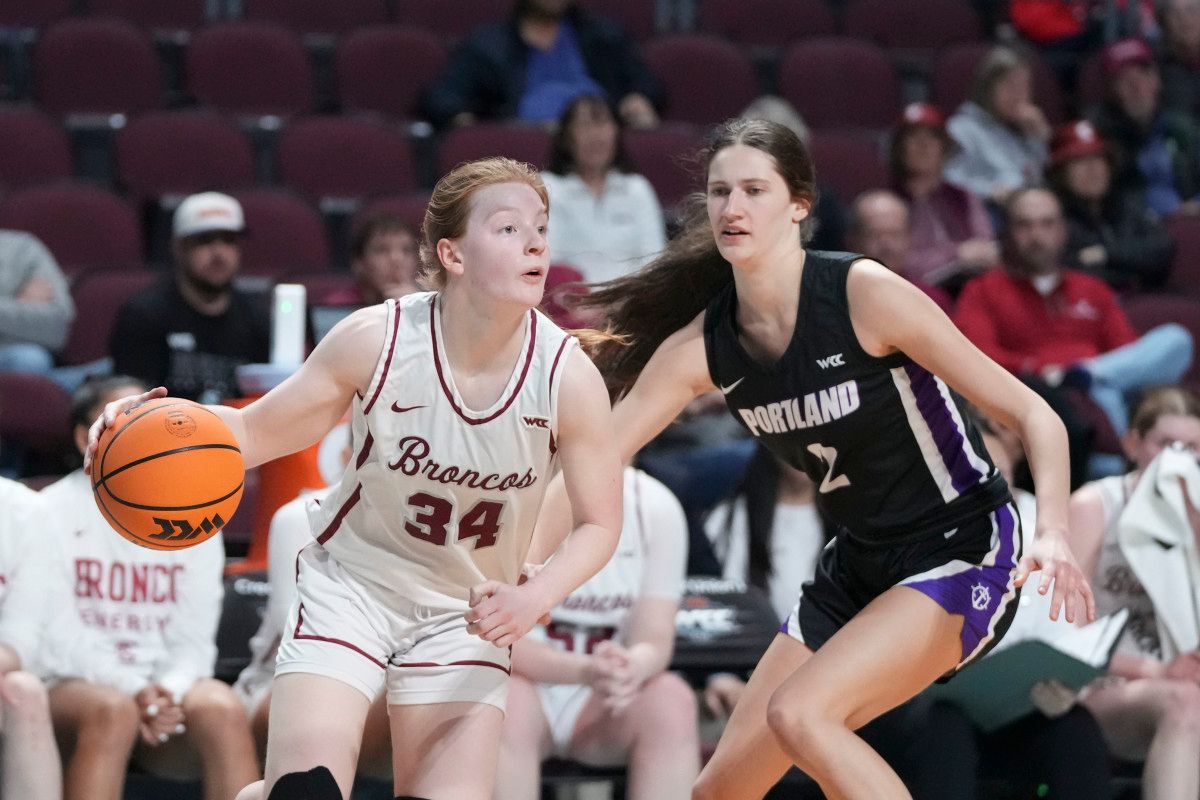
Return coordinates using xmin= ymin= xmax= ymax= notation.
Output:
xmin=309 ymin=292 xmax=577 ymax=608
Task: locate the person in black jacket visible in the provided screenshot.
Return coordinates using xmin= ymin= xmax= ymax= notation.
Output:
xmin=424 ymin=0 xmax=661 ymax=129
xmin=1048 ymin=119 xmax=1174 ymax=290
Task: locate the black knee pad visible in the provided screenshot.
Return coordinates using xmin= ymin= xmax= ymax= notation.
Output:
xmin=266 ymin=766 xmax=342 ymax=800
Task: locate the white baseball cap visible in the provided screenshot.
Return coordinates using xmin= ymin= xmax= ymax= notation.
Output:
xmin=173 ymin=192 xmax=246 ymax=239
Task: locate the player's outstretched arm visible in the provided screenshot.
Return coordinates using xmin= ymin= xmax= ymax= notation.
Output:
xmin=847 ymin=260 xmax=1095 ymax=625
xmin=467 ymin=350 xmax=623 ymax=648
xmin=85 ymin=306 xmax=385 ymax=473
xmin=527 ymin=316 xmax=714 ymax=564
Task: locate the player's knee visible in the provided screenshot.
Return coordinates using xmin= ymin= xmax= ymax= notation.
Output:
xmin=765 ymin=693 xmax=823 ymax=754
xmin=183 ymin=681 xmax=250 ymax=732
xmin=266 ymin=766 xmax=341 ymax=800
xmin=691 ymin=771 xmax=725 ymax=800
xmin=638 ymin=673 xmax=698 ymax=733
xmin=1 ymin=671 xmax=50 ymax=714
xmin=80 ymin=685 xmax=140 ymax=738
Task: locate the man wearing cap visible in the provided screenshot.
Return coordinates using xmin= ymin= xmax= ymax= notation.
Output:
xmin=110 ymin=192 xmax=269 ymax=404
xmin=1048 ymin=119 xmax=1173 ymax=289
xmin=1090 ymin=37 xmax=1200 ymax=217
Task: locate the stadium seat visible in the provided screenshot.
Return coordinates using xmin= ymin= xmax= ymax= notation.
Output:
xmin=59 ymin=268 xmax=157 ymax=367
xmin=778 ymin=38 xmax=902 ymax=131
xmin=1166 ymin=215 xmax=1200 ymax=300
xmin=930 ymin=42 xmax=1066 ymax=124
xmin=0 ymin=0 xmax=71 ymax=28
xmin=244 ymin=0 xmax=389 ymax=36
xmin=842 ymin=0 xmax=984 ymax=57
xmin=437 ymin=123 xmax=552 ymax=175
xmin=279 ymin=116 xmax=416 ymax=202
xmin=643 ymin=35 xmax=758 ymax=125
xmin=115 ymin=111 xmax=256 ymax=200
xmin=335 ymin=26 xmax=447 ymax=121
xmin=352 ymin=192 xmax=431 ymax=238
xmin=588 ymin=0 xmax=657 ymax=40
xmin=808 ymin=131 xmax=888 ymax=206
xmin=1123 ymin=293 xmax=1200 ymax=387
xmin=33 ymin=17 xmax=162 ymax=117
xmin=186 ymin=22 xmax=315 ymax=117
xmin=1076 ymin=52 xmax=1108 ymax=115
xmin=285 ymin=272 xmax=357 ymax=304
xmin=0 ymin=371 xmax=73 ymax=473
xmin=623 ymin=123 xmax=705 ymax=209
xmin=88 ymin=0 xmax=208 ymax=33
xmin=698 ymin=0 xmax=836 ymax=49
xmin=0 ymin=107 xmax=71 ymax=188
xmin=0 ymin=183 xmax=142 ymax=270
xmin=232 ymin=189 xmax=331 ymax=276
xmin=392 ymin=0 xmax=510 ymax=41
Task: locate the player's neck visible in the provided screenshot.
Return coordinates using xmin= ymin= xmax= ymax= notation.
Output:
xmin=437 ymin=288 xmax=528 ymax=376
xmin=730 ymin=245 xmax=805 ymax=334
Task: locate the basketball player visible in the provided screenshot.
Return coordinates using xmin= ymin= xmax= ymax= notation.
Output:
xmin=86 ymin=158 xmax=623 ymax=800
xmin=536 ymin=119 xmax=1095 ymax=799
xmin=48 ymin=376 xmax=259 ymax=800
xmin=493 ymin=466 xmax=697 ymax=799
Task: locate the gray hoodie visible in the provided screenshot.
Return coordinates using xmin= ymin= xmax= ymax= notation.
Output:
xmin=944 ymin=101 xmax=1049 ymax=200
xmin=0 ymin=230 xmax=75 ymax=351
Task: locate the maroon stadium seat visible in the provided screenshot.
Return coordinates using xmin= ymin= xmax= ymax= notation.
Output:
xmin=115 ymin=111 xmax=256 ymax=200
xmin=0 ymin=371 xmax=72 ymax=471
xmin=279 ymin=116 xmax=416 ymax=201
xmin=0 ymin=184 xmax=142 ymax=270
xmin=437 ymin=123 xmax=552 ymax=175
xmin=698 ymin=0 xmax=835 ymax=49
xmin=1076 ymin=52 xmax=1108 ymax=114
xmin=285 ymin=272 xmax=358 ymax=305
xmin=1123 ymin=293 xmax=1200 ymax=387
xmin=623 ymin=123 xmax=705 ymax=209
xmin=336 ymin=26 xmax=447 ymax=120
xmin=353 ymin=193 xmax=431 ymax=239
xmin=778 ymin=38 xmax=902 ymax=131
xmin=393 ymin=0 xmax=510 ymax=41
xmin=808 ymin=131 xmax=888 ymax=205
xmin=0 ymin=0 xmax=72 ymax=28
xmin=587 ymin=0 xmax=657 ymax=40
xmin=232 ymin=189 xmax=331 ymax=276
xmin=60 ymin=268 xmax=157 ymax=366
xmin=1166 ymin=215 xmax=1200 ymax=300
xmin=931 ymin=42 xmax=1066 ymax=124
xmin=0 ymin=107 xmax=71 ymax=188
xmin=643 ymin=35 xmax=758 ymax=125
xmin=245 ymin=0 xmax=389 ymax=36
xmin=842 ymin=0 xmax=983 ymax=54
xmin=187 ymin=22 xmax=315 ymax=117
xmin=34 ymin=18 xmax=162 ymax=116
xmin=88 ymin=0 xmax=208 ymax=32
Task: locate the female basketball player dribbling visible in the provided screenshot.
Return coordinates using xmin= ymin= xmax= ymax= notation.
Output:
xmin=84 ymin=158 xmax=624 ymax=800
xmin=539 ymin=119 xmax=1095 ymax=800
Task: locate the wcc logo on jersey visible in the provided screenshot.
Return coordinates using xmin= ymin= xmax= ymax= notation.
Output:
xmin=523 ymin=416 xmax=549 ymax=429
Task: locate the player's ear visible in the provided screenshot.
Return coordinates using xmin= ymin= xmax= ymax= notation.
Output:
xmin=436 ymin=237 xmax=464 ymax=279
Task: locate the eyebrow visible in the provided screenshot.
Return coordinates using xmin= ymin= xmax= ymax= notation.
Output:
xmin=706 ymin=177 xmax=772 ymax=186
xmin=485 ymin=206 xmax=548 ymax=219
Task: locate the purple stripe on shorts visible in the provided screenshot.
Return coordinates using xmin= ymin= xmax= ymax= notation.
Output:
xmin=902 ymin=503 xmax=1019 ymax=664
xmin=904 ymin=363 xmax=984 ymax=494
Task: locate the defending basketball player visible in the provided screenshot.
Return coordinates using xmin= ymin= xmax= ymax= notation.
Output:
xmin=84 ymin=158 xmax=624 ymax=800
xmin=536 ymin=119 xmax=1094 ymax=800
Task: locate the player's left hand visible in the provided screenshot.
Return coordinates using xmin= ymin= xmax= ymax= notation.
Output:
xmin=1015 ymin=526 xmax=1096 ymax=624
xmin=465 ymin=580 xmax=549 ymax=648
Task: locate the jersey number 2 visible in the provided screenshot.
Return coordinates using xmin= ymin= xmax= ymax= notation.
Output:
xmin=404 ymin=492 xmax=503 ymax=550
xmin=806 ymin=443 xmax=851 ymax=494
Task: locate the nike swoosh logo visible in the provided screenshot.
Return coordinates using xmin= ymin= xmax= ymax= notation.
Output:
xmin=719 ymin=377 xmax=745 ymax=395
xmin=390 ymin=402 xmax=426 ymax=413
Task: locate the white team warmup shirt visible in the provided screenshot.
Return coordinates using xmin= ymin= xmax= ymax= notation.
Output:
xmin=0 ymin=478 xmax=66 ymax=668
xmin=39 ymin=470 xmax=226 ymax=702
xmin=308 ymin=292 xmax=576 ymax=609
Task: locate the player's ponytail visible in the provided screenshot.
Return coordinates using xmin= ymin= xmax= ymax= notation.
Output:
xmin=576 ymin=118 xmax=818 ymax=400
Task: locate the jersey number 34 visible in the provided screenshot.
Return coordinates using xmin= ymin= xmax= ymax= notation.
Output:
xmin=404 ymin=492 xmax=504 ymax=550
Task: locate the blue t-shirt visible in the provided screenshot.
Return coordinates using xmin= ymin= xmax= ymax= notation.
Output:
xmin=519 ymin=22 xmax=604 ymax=122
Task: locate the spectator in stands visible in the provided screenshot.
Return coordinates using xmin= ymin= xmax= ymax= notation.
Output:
xmin=493 ymin=467 xmax=696 ymax=800
xmin=0 ymin=230 xmax=74 ymax=378
xmin=1068 ymin=386 xmax=1200 ymax=800
xmin=0 ymin=469 xmax=64 ymax=800
xmin=424 ymin=0 xmax=661 ymax=128
xmin=955 ymin=187 xmax=1192 ymax=442
xmin=1090 ymin=37 xmax=1200 ymax=217
xmin=44 ymin=376 xmax=259 ymax=800
xmin=110 ymin=193 xmax=269 ymax=404
xmin=320 ymin=214 xmax=421 ymax=306
xmin=1048 ymin=119 xmax=1173 ymax=290
xmin=740 ymin=97 xmax=845 ymax=251
xmin=541 ymin=94 xmax=666 ymax=283
xmin=1158 ymin=0 xmax=1200 ymax=117
xmin=845 ymin=190 xmax=953 ymax=313
xmin=890 ymin=103 xmax=999 ymax=290
xmin=944 ymin=46 xmax=1052 ymax=206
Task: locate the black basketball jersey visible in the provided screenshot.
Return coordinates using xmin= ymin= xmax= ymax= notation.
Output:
xmin=703 ymin=250 xmax=1009 ymax=545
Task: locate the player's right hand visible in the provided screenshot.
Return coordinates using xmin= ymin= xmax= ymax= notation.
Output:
xmin=84 ymin=386 xmax=167 ymax=475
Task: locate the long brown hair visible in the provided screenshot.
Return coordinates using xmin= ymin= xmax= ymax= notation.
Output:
xmin=1130 ymin=385 xmax=1200 ymax=436
xmin=576 ymin=118 xmax=818 ymax=399
xmin=418 ymin=157 xmax=549 ymax=291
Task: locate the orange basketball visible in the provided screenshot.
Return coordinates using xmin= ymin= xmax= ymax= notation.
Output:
xmin=92 ymin=397 xmax=244 ymax=551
